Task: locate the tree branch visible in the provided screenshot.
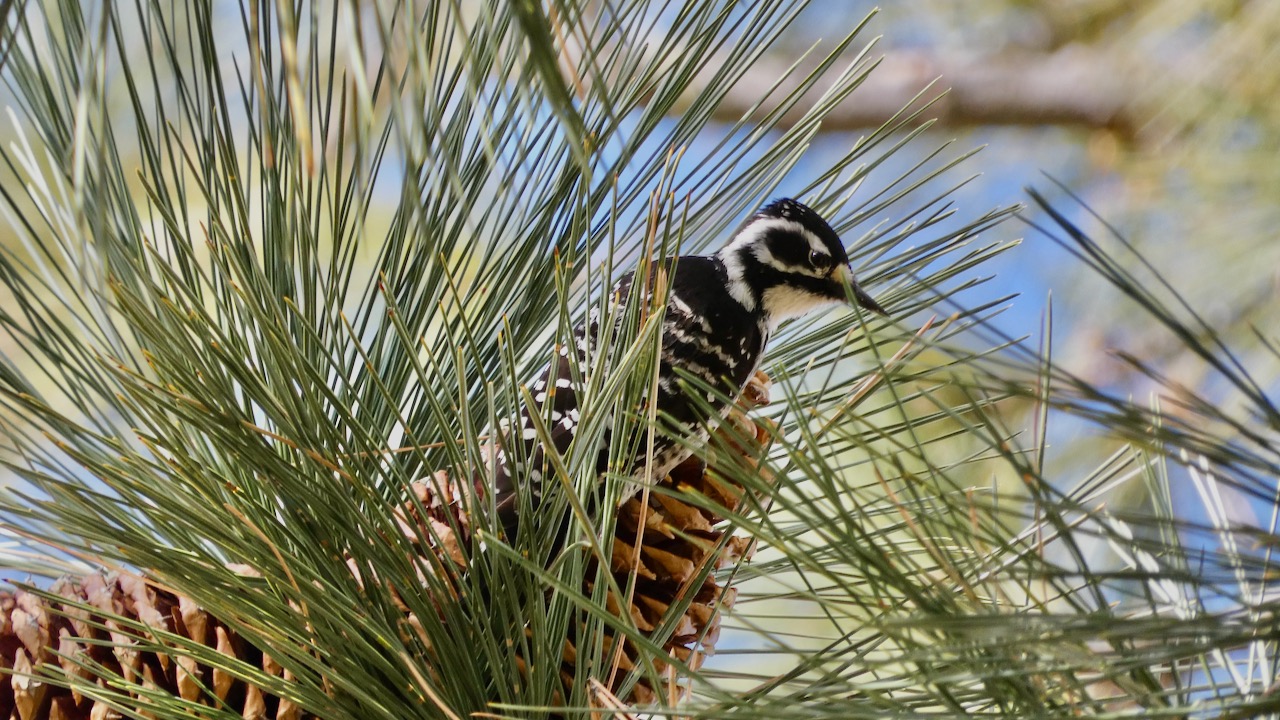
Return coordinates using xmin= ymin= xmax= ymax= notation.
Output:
xmin=694 ymin=46 xmax=1138 ymax=137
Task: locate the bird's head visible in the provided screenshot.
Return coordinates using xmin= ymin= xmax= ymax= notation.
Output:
xmin=716 ymin=198 xmax=887 ymax=328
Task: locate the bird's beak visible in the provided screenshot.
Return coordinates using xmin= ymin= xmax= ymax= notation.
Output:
xmin=834 ymin=263 xmax=888 ymax=316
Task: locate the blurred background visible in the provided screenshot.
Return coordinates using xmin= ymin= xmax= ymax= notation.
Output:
xmin=1 ymin=0 xmax=1278 ymax=714
xmin=767 ymin=0 xmax=1279 ymax=387
xmin=746 ymin=0 xmax=1280 ymax=542
xmin=562 ymin=0 xmax=1280 ymax=690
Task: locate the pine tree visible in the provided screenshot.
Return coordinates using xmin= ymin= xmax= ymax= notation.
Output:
xmin=1 ymin=2 xmax=1277 ymax=719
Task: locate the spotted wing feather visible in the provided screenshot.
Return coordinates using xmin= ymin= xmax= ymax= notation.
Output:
xmin=491 ymin=274 xmax=630 ymax=538
xmin=492 ymin=258 xmax=765 ymax=539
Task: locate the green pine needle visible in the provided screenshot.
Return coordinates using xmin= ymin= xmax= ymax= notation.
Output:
xmin=1 ymin=1 xmax=1277 ymax=718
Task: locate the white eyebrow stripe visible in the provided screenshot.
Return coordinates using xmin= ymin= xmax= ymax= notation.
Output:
xmin=722 ymin=217 xmax=831 ymax=264
xmin=800 ymin=226 xmax=828 ymax=258
xmin=716 ymin=215 xmax=838 ymax=301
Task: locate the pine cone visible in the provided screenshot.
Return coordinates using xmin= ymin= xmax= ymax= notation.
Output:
xmin=580 ymin=371 xmax=776 ymax=705
xmin=0 ymin=571 xmax=310 ymax=720
xmin=0 ymin=372 xmax=775 ymax=718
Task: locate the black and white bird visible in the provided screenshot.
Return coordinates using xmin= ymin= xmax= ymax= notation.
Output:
xmin=492 ymin=198 xmax=886 ymax=540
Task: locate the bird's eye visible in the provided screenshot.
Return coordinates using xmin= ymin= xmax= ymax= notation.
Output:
xmin=809 ymin=250 xmax=828 ymax=268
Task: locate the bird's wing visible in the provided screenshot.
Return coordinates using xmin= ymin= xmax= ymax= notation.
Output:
xmin=491 ymin=272 xmax=635 ymax=538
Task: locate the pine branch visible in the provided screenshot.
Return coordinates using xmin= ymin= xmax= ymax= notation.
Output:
xmin=587 ymin=41 xmax=1139 ymax=137
xmin=0 ymin=379 xmax=777 ymax=719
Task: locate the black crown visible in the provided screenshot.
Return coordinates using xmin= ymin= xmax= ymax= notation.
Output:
xmin=755 ymin=198 xmax=849 ymax=264
xmin=757 ymin=197 xmax=815 ymax=222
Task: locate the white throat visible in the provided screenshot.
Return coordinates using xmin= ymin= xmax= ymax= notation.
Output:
xmin=760 ymin=285 xmax=838 ymax=331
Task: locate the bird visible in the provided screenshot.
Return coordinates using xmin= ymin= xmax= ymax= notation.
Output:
xmin=491 ymin=198 xmax=887 ymax=542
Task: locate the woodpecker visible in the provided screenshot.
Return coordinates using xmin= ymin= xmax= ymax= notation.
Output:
xmin=492 ymin=198 xmax=887 ymax=539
